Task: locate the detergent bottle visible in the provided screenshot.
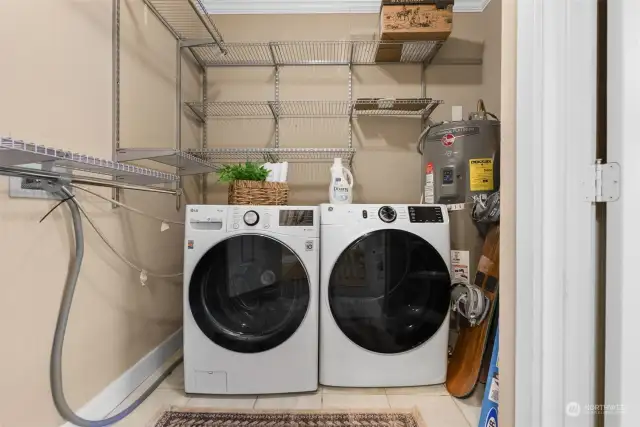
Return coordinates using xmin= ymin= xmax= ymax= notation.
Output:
xmin=329 ymin=158 xmax=354 ymax=204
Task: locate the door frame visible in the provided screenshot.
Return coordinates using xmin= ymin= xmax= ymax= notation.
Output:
xmin=605 ymin=0 xmax=640 ymax=425
xmin=515 ymin=1 xmax=599 ymax=426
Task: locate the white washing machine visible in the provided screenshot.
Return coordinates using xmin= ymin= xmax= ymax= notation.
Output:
xmin=184 ymin=205 xmax=319 ymax=394
xmin=320 ymin=204 xmax=451 ymax=387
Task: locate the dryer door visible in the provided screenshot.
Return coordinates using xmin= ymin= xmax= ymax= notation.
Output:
xmin=189 ymin=234 xmax=310 ymax=354
xmin=329 ymin=229 xmax=451 ymax=354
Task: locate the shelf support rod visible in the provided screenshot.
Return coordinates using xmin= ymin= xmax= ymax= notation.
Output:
xmin=112 ymin=0 xmax=121 ymax=208
xmin=421 ymin=62 xmax=427 ymax=98
xmin=348 ymin=43 xmax=354 ymax=150
xmin=420 ymin=61 xmax=428 ymax=133
xmin=175 ymin=43 xmax=183 ymax=211
xmin=202 ymin=67 xmax=208 ymax=204
xmin=268 ymin=43 xmax=280 ymax=148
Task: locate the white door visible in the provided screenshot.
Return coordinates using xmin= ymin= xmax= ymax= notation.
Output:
xmin=605 ymin=0 xmax=640 ymax=425
xmin=515 ymin=1 xmax=599 ymax=426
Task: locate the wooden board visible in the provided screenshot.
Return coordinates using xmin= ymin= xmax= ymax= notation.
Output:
xmin=445 ymin=225 xmax=500 ymax=398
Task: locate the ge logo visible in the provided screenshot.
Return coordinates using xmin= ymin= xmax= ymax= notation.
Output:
xmin=328 ymin=207 xmax=334 ymax=211
xmin=566 ymin=402 xmax=581 ymax=417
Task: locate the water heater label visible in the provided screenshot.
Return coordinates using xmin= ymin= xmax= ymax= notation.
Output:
xmin=427 ymin=126 xmax=481 ymax=142
xmin=424 ymin=162 xmax=435 ymax=203
xmin=469 ymin=158 xmax=495 ymax=192
xmin=451 ymin=250 xmax=470 ymax=284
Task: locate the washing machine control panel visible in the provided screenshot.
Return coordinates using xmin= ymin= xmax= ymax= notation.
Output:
xmin=227 ymin=207 xmax=318 ymax=236
xmin=408 ymin=206 xmax=444 ymax=223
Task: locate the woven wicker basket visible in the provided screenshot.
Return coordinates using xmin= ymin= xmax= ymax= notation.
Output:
xmin=228 ymin=180 xmax=289 ymax=206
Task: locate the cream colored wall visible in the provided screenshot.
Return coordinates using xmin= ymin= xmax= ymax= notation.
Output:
xmin=499 ymin=0 xmax=516 ymax=426
xmin=204 ymin=5 xmax=501 ymax=205
xmin=0 ymin=1 xmax=196 ymax=426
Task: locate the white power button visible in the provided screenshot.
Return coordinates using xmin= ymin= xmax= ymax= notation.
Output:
xmin=233 ymin=223 xmax=239 ymax=229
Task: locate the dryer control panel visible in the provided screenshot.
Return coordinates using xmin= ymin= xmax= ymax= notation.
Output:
xmin=321 ymin=204 xmax=449 ymax=226
xmin=408 ymin=206 xmax=445 ymax=223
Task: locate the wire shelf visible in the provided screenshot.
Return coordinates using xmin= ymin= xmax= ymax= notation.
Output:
xmin=116 ymin=148 xmax=217 ymax=175
xmin=190 ymin=40 xmax=444 ymax=67
xmin=186 ymin=101 xmax=275 ymax=119
xmin=186 ymin=99 xmax=442 ymax=119
xmin=144 ymin=0 xmax=225 ymax=47
xmin=0 ymin=137 xmax=178 ymax=185
xmin=188 ymin=147 xmax=356 ymax=168
xmin=353 ymin=98 xmax=442 ymax=117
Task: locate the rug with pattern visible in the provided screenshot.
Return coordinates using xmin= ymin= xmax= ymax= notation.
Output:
xmin=152 ymin=409 xmax=426 ymax=427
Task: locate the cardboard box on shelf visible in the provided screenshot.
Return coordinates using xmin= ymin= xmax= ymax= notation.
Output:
xmin=380 ymin=4 xmax=453 ymax=41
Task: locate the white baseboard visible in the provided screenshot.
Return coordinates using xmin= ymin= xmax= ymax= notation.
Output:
xmin=60 ymin=328 xmax=182 ymax=427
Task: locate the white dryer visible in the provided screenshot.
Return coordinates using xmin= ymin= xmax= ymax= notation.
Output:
xmin=320 ymin=204 xmax=451 ymax=387
xmin=184 ymin=205 xmax=319 ymax=394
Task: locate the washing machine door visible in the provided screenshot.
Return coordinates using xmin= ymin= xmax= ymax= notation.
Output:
xmin=329 ymin=229 xmax=451 ymax=354
xmin=189 ymin=234 xmax=310 ymax=354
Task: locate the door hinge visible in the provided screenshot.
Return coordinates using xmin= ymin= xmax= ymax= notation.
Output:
xmin=582 ymin=161 xmax=620 ymax=202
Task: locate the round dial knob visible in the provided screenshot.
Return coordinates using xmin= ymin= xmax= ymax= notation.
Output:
xmin=378 ymin=206 xmax=397 ymax=223
xmin=243 ymin=210 xmax=260 ymax=226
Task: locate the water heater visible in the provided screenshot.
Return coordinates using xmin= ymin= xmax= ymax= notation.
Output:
xmin=420 ymin=105 xmax=500 ymax=287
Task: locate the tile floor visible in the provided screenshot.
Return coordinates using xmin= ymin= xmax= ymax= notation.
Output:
xmin=110 ymin=357 xmax=483 ymax=427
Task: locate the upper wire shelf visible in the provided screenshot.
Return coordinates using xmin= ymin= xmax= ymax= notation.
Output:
xmin=189 ymin=40 xmax=444 ymax=67
xmin=188 ymin=147 xmax=356 ymax=169
xmin=143 ymin=0 xmax=225 ymax=50
xmin=116 ymin=148 xmax=217 ymax=175
xmin=186 ymin=99 xmax=442 ymax=119
xmin=0 ymin=137 xmax=178 ymax=185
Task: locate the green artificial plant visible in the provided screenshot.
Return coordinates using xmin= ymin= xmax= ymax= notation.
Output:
xmin=217 ymin=162 xmax=270 ymax=183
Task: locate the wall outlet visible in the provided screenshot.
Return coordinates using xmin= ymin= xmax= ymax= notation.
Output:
xmin=8 ymin=163 xmax=72 ymax=200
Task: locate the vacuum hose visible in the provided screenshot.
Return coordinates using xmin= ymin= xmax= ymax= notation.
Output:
xmin=50 ymin=187 xmax=182 ymax=426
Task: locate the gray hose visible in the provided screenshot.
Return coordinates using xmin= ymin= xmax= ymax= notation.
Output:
xmin=50 ymin=186 xmax=182 ymax=426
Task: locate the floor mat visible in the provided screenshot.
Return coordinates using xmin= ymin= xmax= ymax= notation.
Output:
xmin=151 ymin=408 xmax=427 ymax=427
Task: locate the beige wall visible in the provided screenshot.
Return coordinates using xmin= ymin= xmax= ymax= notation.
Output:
xmin=0 ymin=1 xmax=196 ymax=426
xmin=499 ymin=0 xmax=516 ymax=426
xmin=0 ymin=2 xmax=504 ymax=426
xmin=204 ymin=4 xmax=502 ymax=205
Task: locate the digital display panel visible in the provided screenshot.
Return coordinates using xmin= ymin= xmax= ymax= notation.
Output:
xmin=279 ymin=210 xmax=314 ymax=226
xmin=408 ymin=206 xmax=444 ymax=223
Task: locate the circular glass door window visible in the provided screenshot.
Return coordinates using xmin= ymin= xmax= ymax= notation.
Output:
xmin=329 ymin=229 xmax=451 ymax=354
xmin=189 ymin=234 xmax=310 ymax=354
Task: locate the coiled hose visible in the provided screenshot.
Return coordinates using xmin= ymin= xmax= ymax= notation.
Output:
xmin=50 ymin=186 xmax=182 ymax=426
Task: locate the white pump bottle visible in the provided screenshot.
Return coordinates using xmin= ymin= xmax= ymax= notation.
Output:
xmin=329 ymin=158 xmax=354 ymax=204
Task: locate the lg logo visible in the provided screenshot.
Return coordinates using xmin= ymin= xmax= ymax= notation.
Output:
xmin=190 ymin=208 xmax=199 ymax=213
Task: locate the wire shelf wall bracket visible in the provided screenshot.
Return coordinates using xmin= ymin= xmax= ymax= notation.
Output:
xmin=116 ymin=148 xmax=218 ymax=175
xmin=0 ymin=137 xmax=179 ymax=186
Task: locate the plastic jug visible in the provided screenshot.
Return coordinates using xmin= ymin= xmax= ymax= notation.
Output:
xmin=329 ymin=158 xmax=354 ymax=204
